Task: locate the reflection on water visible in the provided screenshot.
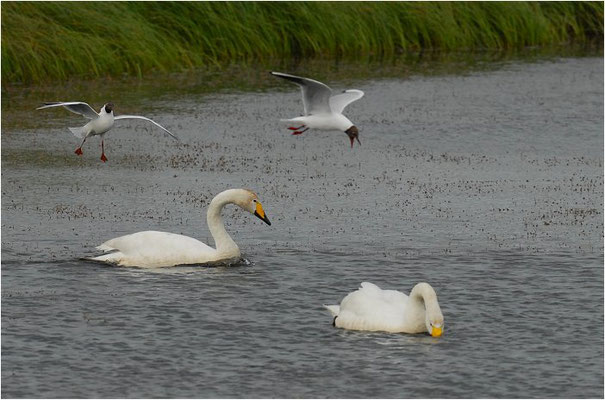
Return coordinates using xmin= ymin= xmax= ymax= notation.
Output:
xmin=1 ymin=51 xmax=603 ymax=398
xmin=137 ymin=258 xmax=253 ymax=275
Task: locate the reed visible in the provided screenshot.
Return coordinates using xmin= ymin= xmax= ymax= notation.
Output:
xmin=2 ymin=2 xmax=602 ymax=84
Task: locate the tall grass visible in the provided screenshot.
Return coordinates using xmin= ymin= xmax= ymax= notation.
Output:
xmin=2 ymin=2 xmax=603 ymax=84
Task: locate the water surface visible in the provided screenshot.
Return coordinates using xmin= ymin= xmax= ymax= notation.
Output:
xmin=2 ymin=54 xmax=603 ymax=398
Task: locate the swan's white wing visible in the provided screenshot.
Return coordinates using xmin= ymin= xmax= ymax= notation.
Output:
xmin=360 ymin=282 xmax=409 ymax=304
xmin=97 ymin=231 xmax=215 ymax=254
xmin=358 ymin=282 xmax=408 ymax=305
xmin=92 ymin=231 xmax=215 ymax=267
xmin=271 ymin=72 xmax=332 ymax=115
xmin=329 ymin=90 xmax=364 ymax=114
xmin=114 ymin=115 xmax=179 ymax=140
xmin=335 ymin=282 xmax=408 ymax=332
xmin=360 ymin=281 xmax=381 ymax=291
xmin=36 ymin=101 xmax=99 ymax=119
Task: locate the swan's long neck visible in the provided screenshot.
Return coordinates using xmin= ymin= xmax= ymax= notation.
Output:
xmin=408 ymin=283 xmax=441 ymax=325
xmin=206 ymin=191 xmax=240 ymax=256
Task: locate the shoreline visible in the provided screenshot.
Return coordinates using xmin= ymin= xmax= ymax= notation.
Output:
xmin=2 ymin=2 xmax=603 ymax=85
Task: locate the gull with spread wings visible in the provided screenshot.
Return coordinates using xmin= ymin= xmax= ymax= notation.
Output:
xmin=36 ymin=102 xmax=178 ymax=162
xmin=271 ymin=72 xmax=364 ymax=147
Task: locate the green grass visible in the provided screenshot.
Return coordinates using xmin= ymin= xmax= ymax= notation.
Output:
xmin=2 ymin=2 xmax=603 ymax=84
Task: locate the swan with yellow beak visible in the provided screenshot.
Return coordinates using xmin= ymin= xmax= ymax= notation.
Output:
xmin=90 ymin=189 xmax=271 ymax=268
xmin=324 ymin=282 xmax=444 ymax=337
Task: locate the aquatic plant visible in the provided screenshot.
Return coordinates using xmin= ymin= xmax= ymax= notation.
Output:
xmin=2 ymin=2 xmax=603 ymax=84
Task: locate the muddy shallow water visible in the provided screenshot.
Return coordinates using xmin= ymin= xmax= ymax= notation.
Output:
xmin=2 ymin=55 xmax=603 ymax=398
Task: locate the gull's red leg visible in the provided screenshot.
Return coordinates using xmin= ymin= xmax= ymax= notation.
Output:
xmin=288 ymin=126 xmax=305 ymax=131
xmin=292 ymin=127 xmax=309 ymax=136
xmin=75 ymin=136 xmax=86 ymax=156
xmin=100 ymin=140 xmax=108 ymax=162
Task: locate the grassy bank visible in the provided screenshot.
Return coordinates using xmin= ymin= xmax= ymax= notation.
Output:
xmin=2 ymin=2 xmax=603 ymax=84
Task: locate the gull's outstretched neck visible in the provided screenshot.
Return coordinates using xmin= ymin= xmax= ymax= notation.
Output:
xmin=207 ymin=189 xmax=240 ymax=256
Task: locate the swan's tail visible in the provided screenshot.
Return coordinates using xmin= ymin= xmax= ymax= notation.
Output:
xmin=68 ymin=126 xmax=87 ymax=139
xmin=96 ymin=243 xmax=115 ymax=252
xmin=87 ymin=252 xmax=123 ymax=264
xmin=323 ymin=304 xmax=340 ymax=317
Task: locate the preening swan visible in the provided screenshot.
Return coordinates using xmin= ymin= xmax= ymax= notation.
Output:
xmin=90 ymin=189 xmax=271 ymax=267
xmin=324 ymin=282 xmax=444 ymax=336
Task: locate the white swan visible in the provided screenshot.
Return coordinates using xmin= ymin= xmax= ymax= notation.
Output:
xmin=89 ymin=189 xmax=271 ymax=268
xmin=324 ymin=282 xmax=444 ymax=336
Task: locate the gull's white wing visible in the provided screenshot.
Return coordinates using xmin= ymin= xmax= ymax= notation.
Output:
xmin=36 ymin=101 xmax=99 ymax=119
xmin=329 ymin=90 xmax=364 ymax=114
xmin=114 ymin=115 xmax=179 ymax=140
xmin=271 ymin=72 xmax=332 ymax=115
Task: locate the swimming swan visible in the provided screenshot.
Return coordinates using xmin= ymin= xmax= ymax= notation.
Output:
xmin=324 ymin=282 xmax=444 ymax=336
xmin=89 ymin=188 xmax=271 ymax=267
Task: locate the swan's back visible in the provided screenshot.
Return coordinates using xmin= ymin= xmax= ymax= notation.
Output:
xmin=335 ymin=282 xmax=409 ymax=332
xmin=91 ymin=231 xmax=219 ymax=267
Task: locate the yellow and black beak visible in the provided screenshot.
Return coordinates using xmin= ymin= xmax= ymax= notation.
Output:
xmin=254 ymin=202 xmax=271 ymax=225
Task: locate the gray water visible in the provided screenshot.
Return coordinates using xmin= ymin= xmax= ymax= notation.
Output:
xmin=2 ymin=55 xmax=603 ymax=398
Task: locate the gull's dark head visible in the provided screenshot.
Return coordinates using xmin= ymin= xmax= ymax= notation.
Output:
xmin=104 ymin=103 xmax=114 ymax=113
xmin=345 ymin=126 xmax=360 ymax=148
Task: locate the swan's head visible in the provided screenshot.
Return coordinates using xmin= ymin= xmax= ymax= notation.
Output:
xmin=237 ymin=189 xmax=271 ymax=226
xmin=345 ymin=126 xmax=360 ymax=148
xmin=426 ymin=316 xmax=444 ymax=338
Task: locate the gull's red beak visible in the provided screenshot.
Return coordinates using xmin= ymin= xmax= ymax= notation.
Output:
xmin=349 ymin=136 xmax=361 ymax=148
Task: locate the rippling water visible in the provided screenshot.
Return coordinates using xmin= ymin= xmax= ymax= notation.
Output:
xmin=2 ymin=55 xmax=603 ymax=398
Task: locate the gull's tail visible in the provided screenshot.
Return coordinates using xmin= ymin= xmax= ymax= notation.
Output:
xmin=68 ymin=126 xmax=87 ymax=139
xmin=280 ymin=117 xmax=306 ymax=123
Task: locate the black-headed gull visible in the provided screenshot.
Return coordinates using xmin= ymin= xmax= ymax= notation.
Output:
xmin=271 ymin=72 xmax=364 ymax=147
xmin=36 ymin=102 xmax=178 ymax=162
